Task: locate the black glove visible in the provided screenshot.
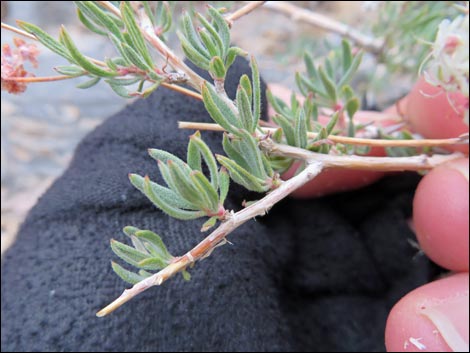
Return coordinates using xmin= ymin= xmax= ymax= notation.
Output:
xmin=1 ymin=58 xmax=436 ymax=352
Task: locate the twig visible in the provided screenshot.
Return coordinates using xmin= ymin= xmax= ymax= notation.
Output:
xmin=161 ymin=83 xmax=202 ymax=100
xmin=260 ymin=139 xmax=464 ymax=171
xmin=263 ymin=1 xmax=383 ymax=53
xmin=178 ymin=121 xmax=469 ymax=148
xmin=2 ymin=75 xmax=81 ymax=83
xmin=96 ymin=161 xmax=324 ymax=317
xmin=225 ymin=1 xmax=267 ymax=26
xmin=1 ymin=22 xmax=36 ymax=40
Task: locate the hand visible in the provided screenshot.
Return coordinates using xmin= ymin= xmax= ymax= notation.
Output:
xmin=269 ymin=78 xmax=469 ymax=352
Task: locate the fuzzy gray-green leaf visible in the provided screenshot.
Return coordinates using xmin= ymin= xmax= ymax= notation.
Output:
xmin=76 ymin=76 xmax=101 ymax=89
xmin=222 ymin=134 xmax=251 ymax=172
xmin=225 ymin=47 xmax=247 ymax=72
xmin=148 ymin=149 xmax=190 ymax=172
xmin=207 ymin=6 xmax=230 ymax=55
xmin=60 ymin=26 xmax=116 ymax=77
xmin=209 ymin=56 xmax=226 ymax=80
xmin=54 ymin=65 xmax=86 ymax=77
xmin=200 ymin=29 xmax=221 ymax=58
xmin=337 ymin=51 xmax=363 ymax=89
xmin=218 ymin=167 xmax=230 ymax=204
xmin=123 ymin=226 xmax=140 ymax=238
xmin=202 ymin=83 xmax=240 ymax=133
xmin=189 ymin=134 xmax=219 ymax=190
xmin=181 ymin=12 xmax=211 ymax=60
xmin=197 ymin=13 xmax=224 ymax=57
xmin=272 ymin=114 xmax=295 ymax=146
xmin=108 ymin=82 xmax=133 ymax=98
xmin=135 ymin=229 xmax=173 ymax=261
xmin=318 ymin=66 xmax=337 ymax=104
xmin=143 ymin=175 xmax=206 ymax=220
xmin=77 ymin=8 xmax=107 ymax=35
xmin=137 ymin=257 xmax=168 ymax=271
xmin=190 ymin=171 xmax=219 ymax=213
xmin=167 ymin=161 xmax=205 ymax=209
xmin=111 ymin=239 xmax=150 ymax=267
xmin=179 ymin=33 xmax=210 ymax=70
xmin=121 ymin=1 xmax=154 ymax=67
xmin=121 ymin=42 xmax=154 ymax=71
xmin=239 ymin=75 xmax=252 ymax=105
xmin=341 ymin=39 xmax=353 ymax=73
xmin=294 ymin=108 xmax=307 ymax=148
xmin=216 ymin=155 xmax=267 ymax=193
xmin=111 ymin=261 xmax=146 ymax=285
xmin=237 ymin=86 xmax=255 ymax=132
xmin=74 ymin=1 xmax=123 ymax=41
xmin=251 ymin=56 xmax=261 ymax=132
xmin=17 ymin=21 xmax=73 ymax=61
xmin=187 ymin=133 xmax=202 ymax=172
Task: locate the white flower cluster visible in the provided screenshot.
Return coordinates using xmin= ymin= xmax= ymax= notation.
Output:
xmin=424 ymin=5 xmax=469 ymax=124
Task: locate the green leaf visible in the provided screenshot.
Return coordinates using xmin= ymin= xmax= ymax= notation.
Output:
xmin=167 ymin=161 xmax=205 ymax=209
xmin=294 ymin=108 xmax=307 ymax=148
xmin=111 ymin=261 xmax=146 ymax=285
xmin=121 ymin=42 xmax=154 ymax=71
xmin=181 ymin=12 xmax=211 ymax=60
xmin=218 ymin=167 xmax=230 ymax=204
xmin=341 ymin=39 xmax=353 ymax=73
xmin=60 ymin=26 xmax=116 ymax=77
xmin=209 ymin=56 xmax=226 ymax=80
xmin=208 ymin=6 xmax=230 ymax=55
xmin=197 ymin=12 xmax=224 ymax=56
xmin=272 ymin=114 xmax=295 ymax=146
xmin=182 ymin=270 xmax=191 ymax=281
xmin=148 ymin=149 xmax=189 ymax=172
xmin=239 ymin=75 xmax=252 ymax=105
xmin=202 ymin=83 xmax=240 ymax=134
xmin=222 ymin=134 xmax=251 ymax=172
xmin=111 ymin=239 xmax=150 ymax=267
xmin=105 ymin=76 xmax=142 ymax=86
xmin=318 ymin=66 xmax=337 ymax=104
xmin=216 ymin=155 xmax=267 ymax=193
xmin=108 ymin=82 xmax=133 ymax=98
xmin=142 ymin=1 xmax=156 ymax=26
xmin=190 ymin=171 xmax=219 ymax=213
xmin=237 ymin=86 xmax=254 ymax=132
xmin=179 ymin=33 xmax=210 ymax=70
xmin=54 ymin=65 xmax=86 ymax=77
xmin=129 ymin=173 xmax=197 ymax=210
xmin=201 ymin=216 xmax=218 ymax=232
xmin=76 ymin=76 xmax=101 ymax=89
xmin=123 ymin=226 xmax=140 ymax=237
xmin=143 ymin=175 xmax=206 ymax=220
xmin=74 ymin=1 xmax=123 ymax=41
xmin=187 ymin=132 xmax=202 ymax=172
xmin=225 ymin=47 xmax=247 ymax=72
xmin=337 ymin=51 xmax=363 ymax=88
xmin=325 ymin=112 xmax=340 ymax=135
xmin=272 ymin=127 xmax=284 ymax=143
xmin=189 ymin=134 xmax=219 ymax=190
xmin=304 ymin=52 xmax=318 ymax=80
xmin=120 ymin=1 xmax=154 ymax=67
xmin=346 ymin=97 xmax=360 ymax=120
xmin=251 ymin=56 xmax=261 ymax=132
xmin=17 ymin=21 xmax=73 ymax=61
xmin=77 ymin=8 xmax=107 ymax=35
xmin=135 ymin=229 xmax=173 ymax=261
xmin=236 ymin=130 xmax=266 ymax=179
xmin=137 ymin=257 xmax=168 ymax=270
xmin=199 ymin=29 xmax=221 ymax=58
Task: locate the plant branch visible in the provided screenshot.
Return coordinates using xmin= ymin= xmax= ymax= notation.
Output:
xmin=225 ymin=1 xmax=267 ymax=26
xmin=129 ymin=2 xmax=206 ymax=91
xmin=2 ymin=74 xmax=82 ymax=83
xmin=95 ymin=1 xmax=122 ymax=18
xmin=1 ymin=22 xmax=36 ymax=40
xmin=161 ymin=83 xmax=202 ymax=100
xmin=260 ymin=139 xmax=464 ymax=171
xmin=178 ymin=121 xmax=469 ymax=148
xmin=96 ymin=161 xmax=324 ymax=317
xmin=263 ymin=1 xmax=383 ymax=53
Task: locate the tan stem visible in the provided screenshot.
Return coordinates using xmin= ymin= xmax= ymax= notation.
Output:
xmin=178 ymin=121 xmax=469 ymax=148
xmin=263 ymin=1 xmax=383 ymax=53
xmin=2 ymin=22 xmax=37 ymax=40
xmin=261 ymin=139 xmax=464 ymax=171
xmin=161 ymin=83 xmax=202 ymax=100
xmin=225 ymin=1 xmax=267 ymax=25
xmin=95 ymin=1 xmax=122 ymax=18
xmin=2 ymin=75 xmax=80 ymax=83
xmin=96 ymin=162 xmax=324 ymax=317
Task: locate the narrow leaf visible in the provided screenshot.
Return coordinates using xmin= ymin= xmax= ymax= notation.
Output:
xmin=251 ymin=56 xmax=261 ymax=132
xmin=218 ymin=167 xmax=230 ymax=204
xmin=77 ymin=8 xmax=107 ymax=35
xmin=237 ymin=86 xmax=254 ymax=132
xmin=337 ymin=51 xmax=363 ymax=88
xmin=208 ymin=6 xmax=230 ymax=55
xmin=108 ymin=82 xmax=133 ymax=98
xmin=121 ymin=42 xmax=154 ymax=71
xmin=187 ymin=132 xmax=202 ymax=172
xmin=222 ymin=134 xmax=251 ymax=172
xmin=181 ymin=12 xmax=211 ymax=60
xmin=294 ymin=108 xmax=307 ymax=148
xmin=318 ymin=66 xmax=337 ymax=104
xmin=60 ymin=26 xmax=116 ymax=77
xmin=179 ymin=33 xmax=210 ymax=70
xmin=148 ymin=149 xmax=189 ymax=172
xmin=216 ymin=155 xmax=267 ymax=193
xmin=135 ymin=230 xmax=173 ymax=261
xmin=201 ymin=216 xmax=218 ymax=232
xmin=197 ymin=13 xmax=224 ymax=57
xmin=341 ymin=39 xmax=353 ymax=73
xmin=110 ymin=239 xmax=150 ymax=267
xmin=189 ymin=134 xmax=219 ymax=190
xmin=209 ymin=56 xmax=226 ymax=80
xmin=137 ymin=257 xmax=167 ymax=270
xmin=54 ymin=65 xmax=86 ymax=77
xmin=167 ymin=161 xmax=206 ymax=209
xmin=239 ymin=75 xmax=252 ymax=105
xmin=111 ymin=261 xmax=146 ymax=285
xmin=74 ymin=1 xmax=123 ymax=40
xmin=202 ymin=83 xmax=240 ymax=134
xmin=199 ymin=29 xmax=221 ymax=58
xmin=190 ymin=171 xmax=219 ymax=213
xmin=225 ymin=47 xmax=247 ymax=72
xmin=143 ymin=175 xmax=206 ymax=220
xmin=272 ymin=114 xmax=295 ymax=146
xmin=17 ymin=21 xmax=73 ymax=61
xmin=76 ymin=76 xmax=101 ymax=89
xmin=326 ymin=112 xmax=340 ymax=135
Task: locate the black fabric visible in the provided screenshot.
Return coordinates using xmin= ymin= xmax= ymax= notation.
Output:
xmin=1 ymin=58 xmax=436 ymax=352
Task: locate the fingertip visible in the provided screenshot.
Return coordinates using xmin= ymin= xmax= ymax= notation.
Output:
xmin=385 ymin=273 xmax=469 ymax=352
xmin=413 ymin=158 xmax=469 ymax=271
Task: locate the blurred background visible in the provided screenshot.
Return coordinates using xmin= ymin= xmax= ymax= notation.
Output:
xmin=1 ymin=1 xmax=407 ymax=254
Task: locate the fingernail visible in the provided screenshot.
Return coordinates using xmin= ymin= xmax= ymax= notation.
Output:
xmin=420 ymin=292 xmax=469 ymax=352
